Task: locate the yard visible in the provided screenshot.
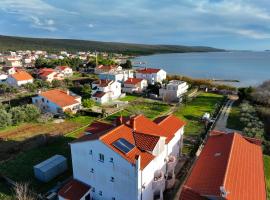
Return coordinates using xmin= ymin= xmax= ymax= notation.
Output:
xmin=264 ymin=155 xmax=270 ymax=200
xmin=174 ymin=92 xmax=224 ymax=136
xmin=0 ymin=115 xmax=95 ymax=199
xmin=106 ymin=98 xmax=172 ymax=122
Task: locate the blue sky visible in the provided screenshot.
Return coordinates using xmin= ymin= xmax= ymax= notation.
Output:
xmin=1 ymin=0 xmax=270 ymax=50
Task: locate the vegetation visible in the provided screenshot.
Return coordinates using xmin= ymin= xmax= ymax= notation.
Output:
xmin=0 ymin=35 xmax=224 ymax=55
xmin=119 ymin=94 xmax=139 ymax=102
xmin=82 ymin=99 xmax=95 ymax=108
xmin=0 ymin=104 xmax=40 ymax=129
xmin=35 ymin=57 xmax=83 ymax=70
xmin=120 ymin=60 xmax=132 ymax=69
xmin=264 ymin=155 xmax=270 ymax=200
xmin=227 ymin=103 xmax=245 ymax=131
xmin=174 ymin=92 xmax=224 ymax=136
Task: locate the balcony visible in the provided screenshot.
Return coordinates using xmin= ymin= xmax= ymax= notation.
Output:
xmin=167 ymin=155 xmax=177 ymax=173
xmin=166 ymin=171 xmax=176 ymax=190
xmin=152 ymin=170 xmax=165 ymax=191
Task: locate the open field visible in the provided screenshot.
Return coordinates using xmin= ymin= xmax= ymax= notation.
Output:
xmin=264 ymin=155 xmax=270 ymax=199
xmin=174 ymin=93 xmax=224 ymax=136
xmin=119 ymin=94 xmax=139 ymax=102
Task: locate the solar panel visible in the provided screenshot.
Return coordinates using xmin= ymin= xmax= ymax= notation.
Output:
xmin=112 ymin=138 xmax=135 ymax=154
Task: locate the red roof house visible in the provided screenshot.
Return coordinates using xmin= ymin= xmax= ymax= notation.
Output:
xmin=179 ymin=131 xmax=267 ymax=200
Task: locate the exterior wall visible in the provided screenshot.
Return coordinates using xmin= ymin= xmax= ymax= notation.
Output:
xmin=98 ymin=70 xmax=134 ymax=83
xmin=6 ymin=77 xmax=33 ymax=87
xmin=136 ymin=70 xmax=166 ymax=84
xmin=159 ymin=82 xmax=188 ymax=102
xmin=32 ymin=96 xmax=81 ymax=114
xmin=123 ymin=80 xmax=147 ymax=93
xmin=167 ymin=127 xmax=184 ymax=158
xmin=71 ymin=140 xmax=138 ymax=200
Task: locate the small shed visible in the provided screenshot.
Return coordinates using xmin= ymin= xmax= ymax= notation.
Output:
xmin=34 ymin=155 xmax=67 ymax=182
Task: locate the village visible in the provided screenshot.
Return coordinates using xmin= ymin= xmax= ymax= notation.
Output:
xmin=0 ymin=50 xmax=268 ymax=200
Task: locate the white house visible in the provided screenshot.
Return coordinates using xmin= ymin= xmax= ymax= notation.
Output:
xmin=58 ymin=114 xmax=185 ymax=200
xmin=38 ymin=68 xmax=64 ymax=82
xmin=159 ymin=80 xmax=189 ymax=102
xmin=91 ymin=80 xmax=122 ymax=104
xmin=136 ymin=68 xmax=166 ymax=84
xmin=122 ymin=78 xmax=148 ymax=93
xmin=98 ymin=70 xmax=134 ymax=83
xmin=32 ymin=89 xmax=81 ymax=114
xmin=6 ymin=70 xmax=34 ymax=87
xmin=55 ymin=66 xmax=73 ymax=77
xmin=5 ymin=56 xmax=22 ymax=67
xmin=2 ymin=66 xmax=16 ymax=75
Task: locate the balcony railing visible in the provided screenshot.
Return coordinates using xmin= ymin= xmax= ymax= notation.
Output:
xmin=152 ymin=170 xmax=165 ymax=191
xmin=167 ymin=155 xmax=177 ymax=173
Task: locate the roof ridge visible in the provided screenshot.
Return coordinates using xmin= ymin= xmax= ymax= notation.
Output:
xmin=221 ymin=133 xmax=237 ymax=194
xmin=99 ymin=123 xmax=127 ymax=140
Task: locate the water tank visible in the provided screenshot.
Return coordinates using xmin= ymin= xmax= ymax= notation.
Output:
xmin=34 ymin=155 xmax=67 ymax=182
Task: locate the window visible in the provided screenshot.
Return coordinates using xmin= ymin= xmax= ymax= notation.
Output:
xmin=90 ymin=168 xmax=94 ymax=173
xmin=99 ymin=191 xmax=103 ymax=196
xmin=110 ymin=177 xmax=115 ymax=182
xmin=99 ymin=153 xmax=104 ymax=162
xmin=109 ymin=157 xmax=114 ymax=163
xmin=112 ymin=198 xmax=116 ymax=200
xmin=89 ymin=150 xmax=92 ymax=155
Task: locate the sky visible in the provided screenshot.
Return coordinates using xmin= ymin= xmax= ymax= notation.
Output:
xmin=1 ymin=0 xmax=270 ymax=50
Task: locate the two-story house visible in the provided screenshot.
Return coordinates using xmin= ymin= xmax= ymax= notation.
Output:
xmin=32 ymin=89 xmax=81 ymax=114
xmin=98 ymin=70 xmax=134 ymax=83
xmin=94 ymin=65 xmax=122 ymax=74
xmin=136 ymin=68 xmax=166 ymax=84
xmin=38 ymin=68 xmax=64 ymax=82
xmin=58 ymin=114 xmax=186 ymax=200
xmin=55 ymin=66 xmax=73 ymax=77
xmin=159 ymin=80 xmax=189 ymax=102
xmin=91 ymin=80 xmax=122 ymax=104
xmin=122 ymin=78 xmax=148 ymax=93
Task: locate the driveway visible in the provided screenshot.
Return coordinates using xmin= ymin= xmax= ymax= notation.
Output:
xmin=214 ymin=100 xmax=234 ymax=132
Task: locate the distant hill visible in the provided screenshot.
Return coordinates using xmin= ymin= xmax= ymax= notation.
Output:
xmin=0 ymin=35 xmax=224 ymax=55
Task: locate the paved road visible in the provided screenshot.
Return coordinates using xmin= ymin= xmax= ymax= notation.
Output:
xmin=214 ymin=100 xmax=234 ymax=132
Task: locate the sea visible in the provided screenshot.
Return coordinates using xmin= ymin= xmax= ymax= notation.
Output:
xmin=132 ymin=51 xmax=270 ymax=87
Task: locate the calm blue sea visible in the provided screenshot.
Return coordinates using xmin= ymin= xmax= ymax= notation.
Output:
xmin=132 ymin=51 xmax=270 ymax=87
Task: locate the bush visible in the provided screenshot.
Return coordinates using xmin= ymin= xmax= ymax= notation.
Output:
xmin=9 ymin=106 xmax=27 ymax=125
xmin=0 ymin=108 xmax=12 ymax=128
xmin=23 ymin=104 xmax=40 ymax=122
xmin=82 ymin=99 xmax=95 ymax=108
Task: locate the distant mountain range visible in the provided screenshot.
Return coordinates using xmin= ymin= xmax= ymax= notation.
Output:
xmin=0 ymin=35 xmax=224 ymax=55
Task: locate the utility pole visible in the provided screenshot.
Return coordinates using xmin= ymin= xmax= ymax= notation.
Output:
xmin=95 ymin=50 xmax=98 ymax=67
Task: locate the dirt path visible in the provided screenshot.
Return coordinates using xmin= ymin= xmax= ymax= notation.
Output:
xmin=214 ymin=100 xmax=234 ymax=131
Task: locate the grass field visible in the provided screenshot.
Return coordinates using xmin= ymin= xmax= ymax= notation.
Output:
xmin=0 ymin=115 xmax=95 ymax=199
xmin=106 ymin=98 xmax=171 ymax=122
xmin=119 ymin=94 xmax=139 ymax=102
xmin=264 ymin=155 xmax=270 ymax=200
xmin=174 ymin=92 xmax=224 ymax=136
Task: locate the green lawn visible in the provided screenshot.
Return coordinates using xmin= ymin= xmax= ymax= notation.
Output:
xmin=264 ymin=155 xmax=270 ymax=200
xmin=119 ymin=94 xmax=139 ymax=102
xmin=227 ymin=102 xmax=244 ymax=131
xmin=174 ymin=92 xmax=224 ymax=136
xmin=106 ymin=99 xmax=171 ymax=122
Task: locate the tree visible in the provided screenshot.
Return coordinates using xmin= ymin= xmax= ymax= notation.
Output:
xmin=82 ymin=99 xmax=95 ymax=108
xmin=121 ymin=60 xmax=132 ymax=69
xmin=51 ymin=79 xmax=62 ymax=88
xmin=14 ymin=183 xmax=35 ymax=200
xmin=23 ymin=104 xmax=40 ymax=122
xmin=0 ymin=108 xmax=12 ymax=128
xmin=81 ymin=84 xmax=91 ymax=98
xmin=9 ymin=107 xmax=27 ymax=125
xmin=23 ymin=83 xmax=37 ymax=92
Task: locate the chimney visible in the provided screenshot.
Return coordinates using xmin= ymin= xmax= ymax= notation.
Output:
xmin=116 ymin=115 xmax=123 ymax=126
xmin=130 ymin=117 xmax=136 ymax=131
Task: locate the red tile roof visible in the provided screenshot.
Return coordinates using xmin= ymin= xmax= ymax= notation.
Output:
xmin=124 ymin=78 xmax=144 ymax=85
xmin=85 ymin=121 xmax=114 ymax=134
xmin=154 ymin=115 xmax=186 ymax=143
xmin=73 ymin=114 xmax=185 ymax=169
xmin=57 ymin=66 xmax=70 ymax=71
xmin=96 ymin=65 xmax=117 ymax=71
xmin=38 ymin=68 xmax=55 ymax=77
xmin=10 ymin=70 xmax=33 ymax=81
xmin=58 ymin=179 xmax=90 ymax=200
xmin=39 ymin=89 xmax=80 ymax=108
xmin=180 ymin=131 xmax=267 ymax=200
xmin=93 ymin=79 xmax=112 ymax=87
xmin=136 ymin=68 xmax=161 ymax=74
xmin=92 ymin=91 xmax=106 ymax=98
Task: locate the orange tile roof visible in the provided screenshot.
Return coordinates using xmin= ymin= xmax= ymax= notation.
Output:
xmin=73 ymin=114 xmax=185 ymax=169
xmin=39 ymin=89 xmax=80 ymax=108
xmin=100 ymin=124 xmax=155 ymax=169
xmin=180 ymin=131 xmax=267 ymax=200
xmin=58 ymin=179 xmax=90 ymax=200
xmin=136 ymin=68 xmax=161 ymax=74
xmin=154 ymin=115 xmax=186 ymax=143
xmin=38 ymin=68 xmax=55 ymax=77
xmin=124 ymin=78 xmax=144 ymax=85
xmin=10 ymin=70 xmax=33 ymax=81
xmin=93 ymin=79 xmax=112 ymax=87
